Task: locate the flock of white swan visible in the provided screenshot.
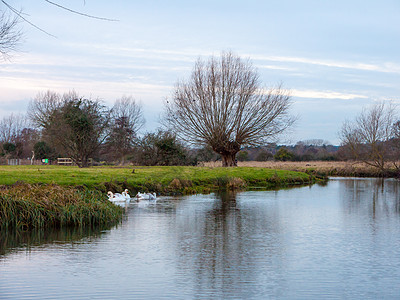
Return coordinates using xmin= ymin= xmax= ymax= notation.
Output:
xmin=107 ymin=189 xmax=157 ymax=207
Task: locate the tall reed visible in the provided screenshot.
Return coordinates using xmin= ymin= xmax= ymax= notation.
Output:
xmin=0 ymin=183 xmax=123 ymax=230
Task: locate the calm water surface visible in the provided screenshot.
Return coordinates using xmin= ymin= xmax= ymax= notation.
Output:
xmin=1 ymin=177 xmax=400 ymax=299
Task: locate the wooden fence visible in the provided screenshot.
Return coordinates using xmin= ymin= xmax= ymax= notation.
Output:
xmin=2 ymin=159 xmax=52 ymax=166
xmin=57 ymin=158 xmax=93 ymax=166
xmin=0 ymin=158 xmax=92 ymax=166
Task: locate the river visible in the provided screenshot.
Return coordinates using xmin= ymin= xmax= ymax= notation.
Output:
xmin=1 ymin=177 xmax=400 ymax=299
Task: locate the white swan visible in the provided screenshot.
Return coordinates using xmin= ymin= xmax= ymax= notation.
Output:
xmin=122 ymin=189 xmax=130 ymax=198
xmin=135 ymin=192 xmax=149 ymax=200
xmin=107 ymin=191 xmax=129 ymax=207
xmin=107 ymin=191 xmax=124 ymax=201
xmin=121 ymin=189 xmax=131 ymax=204
xmin=147 ymin=192 xmax=157 ymax=200
xmin=135 ymin=192 xmax=157 ymax=201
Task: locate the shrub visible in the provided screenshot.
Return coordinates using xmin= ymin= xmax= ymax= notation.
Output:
xmin=33 ymin=141 xmax=57 ymax=160
xmin=132 ymin=130 xmax=195 ymax=166
xmin=215 ymin=176 xmax=247 ymax=190
xmin=255 ymin=150 xmax=273 ymax=161
xmin=274 ymin=147 xmax=294 ymax=161
xmin=237 ymin=151 xmax=249 ymax=162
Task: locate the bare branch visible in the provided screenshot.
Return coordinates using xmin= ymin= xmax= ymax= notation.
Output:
xmin=0 ymin=113 xmax=26 ymax=143
xmin=339 ymin=101 xmax=398 ymax=172
xmin=1 ymin=0 xmax=56 ymax=37
xmin=0 ymin=10 xmax=22 ymax=59
xmin=105 ymin=96 xmax=145 ymax=164
xmin=1 ymin=0 xmax=118 ymax=52
xmin=44 ymin=0 xmax=119 ymax=22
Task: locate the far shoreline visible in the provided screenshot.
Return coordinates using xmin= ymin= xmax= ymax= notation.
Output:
xmin=214 ymin=161 xmax=400 ymax=178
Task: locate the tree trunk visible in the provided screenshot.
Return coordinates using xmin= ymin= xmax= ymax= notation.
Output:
xmin=221 ymin=153 xmax=237 ymax=167
xmin=74 ymin=155 xmax=89 ymax=168
xmin=80 ymin=157 xmax=89 ymax=168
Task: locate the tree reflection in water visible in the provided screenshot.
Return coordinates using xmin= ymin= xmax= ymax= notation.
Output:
xmin=174 ymin=190 xmax=285 ymax=298
xmin=339 ymin=178 xmax=400 ymax=219
xmin=0 ymin=225 xmax=113 ymax=257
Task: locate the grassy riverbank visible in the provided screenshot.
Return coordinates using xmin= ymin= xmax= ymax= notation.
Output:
xmin=0 ymin=165 xmax=315 ymax=194
xmin=0 ymin=165 xmax=316 ymax=229
xmin=0 ymin=183 xmax=123 ymax=230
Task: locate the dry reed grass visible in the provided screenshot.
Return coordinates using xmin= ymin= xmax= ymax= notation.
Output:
xmin=0 ymin=182 xmax=123 ymax=229
xmin=203 ymin=161 xmax=395 ymax=177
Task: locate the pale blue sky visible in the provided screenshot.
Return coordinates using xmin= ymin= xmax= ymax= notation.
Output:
xmin=1 ymin=0 xmax=399 ymax=145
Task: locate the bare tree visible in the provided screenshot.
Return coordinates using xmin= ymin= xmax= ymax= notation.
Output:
xmin=164 ymin=51 xmax=295 ymax=167
xmin=298 ymin=139 xmax=330 ymax=147
xmin=105 ymin=96 xmax=145 ymax=164
xmin=29 ymin=90 xmax=111 ymax=167
xmin=0 ymin=113 xmax=26 ymax=143
xmin=0 ymin=10 xmax=21 ymax=59
xmin=28 ymin=90 xmax=65 ymax=129
xmin=17 ymin=127 xmax=40 ymax=159
xmin=340 ymin=102 xmax=398 ymax=173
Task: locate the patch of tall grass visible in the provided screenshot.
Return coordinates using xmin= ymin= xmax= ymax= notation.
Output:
xmin=0 ymin=183 xmax=123 ymax=230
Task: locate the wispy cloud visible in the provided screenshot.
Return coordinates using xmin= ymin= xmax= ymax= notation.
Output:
xmin=291 ymin=89 xmax=368 ymax=100
xmin=258 ymin=64 xmax=296 ymax=71
xmin=10 ymin=52 xmax=190 ymax=73
xmin=0 ymin=75 xmax=172 ymax=105
xmin=252 ymin=54 xmax=400 ymax=74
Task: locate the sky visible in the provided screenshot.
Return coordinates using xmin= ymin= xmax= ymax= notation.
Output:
xmin=1 ymin=0 xmax=399 ymax=145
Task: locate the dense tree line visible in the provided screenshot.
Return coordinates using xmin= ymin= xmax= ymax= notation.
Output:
xmin=0 ymin=91 xmax=144 ymax=167
xmin=0 ymin=95 xmax=382 ymax=168
xmin=0 ymin=90 xmax=209 ymax=167
xmin=2 ymin=99 xmax=398 ymax=172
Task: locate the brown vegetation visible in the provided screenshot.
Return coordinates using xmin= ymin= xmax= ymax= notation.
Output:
xmin=204 ymin=160 xmax=399 ymax=177
xmin=0 ymin=182 xmax=123 ymax=229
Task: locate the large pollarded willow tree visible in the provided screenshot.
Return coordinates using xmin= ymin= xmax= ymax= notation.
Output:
xmin=165 ymin=52 xmax=295 ymax=167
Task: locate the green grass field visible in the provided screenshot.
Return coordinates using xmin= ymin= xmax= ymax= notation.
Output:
xmin=0 ymin=165 xmax=315 ymax=194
